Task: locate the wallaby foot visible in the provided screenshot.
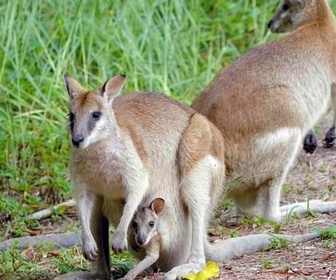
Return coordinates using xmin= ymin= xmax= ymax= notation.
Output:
xmin=323 ymin=126 xmax=336 ymax=148
xmin=82 ymin=235 xmax=99 ymax=261
xmin=303 ymin=129 xmax=318 ymax=154
xmin=112 ymin=229 xmax=128 ymax=254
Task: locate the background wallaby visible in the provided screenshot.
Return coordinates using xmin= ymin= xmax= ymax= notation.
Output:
xmin=192 ymin=0 xmax=336 ymax=222
xmin=268 ymin=0 xmax=336 ymax=154
xmin=57 ymin=74 xmax=225 ymax=280
xmin=121 ymin=197 xmax=319 ymax=280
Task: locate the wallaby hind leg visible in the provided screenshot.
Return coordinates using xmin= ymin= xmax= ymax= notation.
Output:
xmin=231 ymin=176 xmax=284 ymax=222
xmin=233 ymin=128 xmax=302 ymax=222
xmin=164 ymin=114 xmax=224 ymax=279
xmin=163 ymin=159 xmax=213 ymax=279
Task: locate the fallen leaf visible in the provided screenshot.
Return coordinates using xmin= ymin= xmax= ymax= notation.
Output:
xmin=183 ymin=261 xmax=219 ymax=280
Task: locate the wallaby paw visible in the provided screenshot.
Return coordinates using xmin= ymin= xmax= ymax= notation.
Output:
xmin=82 ymin=238 xmax=99 ymax=261
xmin=303 ymin=132 xmax=318 ymax=154
xmin=323 ymin=126 xmax=336 ymax=149
xmin=112 ymin=231 xmax=128 ymax=253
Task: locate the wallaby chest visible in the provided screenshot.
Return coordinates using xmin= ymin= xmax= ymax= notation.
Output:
xmin=70 ymin=134 xmax=141 ymax=198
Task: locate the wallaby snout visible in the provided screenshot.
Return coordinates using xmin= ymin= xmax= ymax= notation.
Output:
xmin=136 ymin=234 xmax=147 ymax=246
xmin=71 ymin=134 xmax=85 ymax=148
xmin=267 ymin=19 xmax=273 ymax=29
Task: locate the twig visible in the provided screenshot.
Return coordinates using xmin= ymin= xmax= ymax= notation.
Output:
xmin=28 ymin=199 xmax=76 ymax=220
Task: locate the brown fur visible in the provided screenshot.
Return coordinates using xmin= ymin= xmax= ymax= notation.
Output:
xmin=59 ymin=75 xmax=225 ymax=280
xmin=192 ymin=0 xmax=336 ymax=221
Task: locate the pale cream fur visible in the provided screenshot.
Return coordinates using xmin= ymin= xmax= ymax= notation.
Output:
xmin=57 ymin=75 xmax=225 ymax=280
xmin=192 ymin=0 xmax=336 ymax=222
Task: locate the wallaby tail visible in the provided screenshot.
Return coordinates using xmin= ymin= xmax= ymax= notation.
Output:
xmin=204 ymin=232 xmax=319 ymax=262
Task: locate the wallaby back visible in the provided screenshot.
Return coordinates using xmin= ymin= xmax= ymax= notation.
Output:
xmin=192 ymin=0 xmax=336 ymax=221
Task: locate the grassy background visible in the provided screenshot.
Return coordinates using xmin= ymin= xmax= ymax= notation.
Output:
xmin=1 ymin=0 xmax=335 ymax=278
xmin=0 ymin=0 xmax=279 ymax=226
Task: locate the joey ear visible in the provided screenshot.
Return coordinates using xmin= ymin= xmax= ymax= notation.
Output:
xmin=64 ymin=74 xmax=87 ymax=99
xmin=150 ymin=198 xmax=165 ymax=215
xmin=101 ymin=75 xmax=126 ymax=102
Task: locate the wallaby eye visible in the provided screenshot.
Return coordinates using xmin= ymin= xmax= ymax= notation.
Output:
xmin=149 ymin=221 xmax=155 ymax=228
xmin=132 ymin=221 xmax=138 ymax=230
xmin=282 ymin=3 xmax=289 ymax=11
xmin=92 ymin=111 xmax=101 ymax=120
xmin=68 ymin=112 xmax=75 ymax=122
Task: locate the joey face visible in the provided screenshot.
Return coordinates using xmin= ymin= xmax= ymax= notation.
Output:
xmin=132 ymin=208 xmax=158 ymax=247
xmin=64 ymin=74 xmax=126 ymax=149
xmin=131 ymin=198 xmax=165 ymax=247
xmin=268 ymin=0 xmax=308 ymax=33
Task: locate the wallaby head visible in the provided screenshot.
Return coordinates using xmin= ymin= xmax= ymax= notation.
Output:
xmin=268 ymin=0 xmax=330 ymax=33
xmin=131 ymin=198 xmax=165 ymax=247
xmin=64 ymin=74 xmax=126 ymax=149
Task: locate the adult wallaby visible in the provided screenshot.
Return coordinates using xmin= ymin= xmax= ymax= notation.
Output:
xmin=192 ymin=0 xmax=336 ymax=222
xmin=121 ymin=197 xmax=319 ymax=280
xmin=57 ymin=74 xmax=225 ymax=280
xmin=268 ymin=0 xmax=336 ymax=154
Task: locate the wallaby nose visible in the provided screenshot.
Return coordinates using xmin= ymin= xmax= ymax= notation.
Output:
xmin=136 ymin=236 xmax=146 ymax=246
xmin=267 ymin=19 xmax=273 ymax=29
xmin=72 ymin=135 xmax=84 ymax=147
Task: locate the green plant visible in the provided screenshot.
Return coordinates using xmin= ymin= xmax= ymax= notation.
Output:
xmin=315 ymin=226 xmax=336 ymax=240
xmin=266 ymin=236 xmax=288 ymax=250
xmin=262 ymin=258 xmax=273 ymax=269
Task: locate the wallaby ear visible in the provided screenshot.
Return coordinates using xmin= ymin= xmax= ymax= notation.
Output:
xmin=101 ymin=75 xmax=126 ymax=102
xmin=150 ymin=198 xmax=165 ymax=215
xmin=64 ymin=74 xmax=87 ymax=99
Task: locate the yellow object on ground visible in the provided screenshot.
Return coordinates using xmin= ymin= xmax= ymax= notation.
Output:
xmin=183 ymin=261 xmax=219 ymax=280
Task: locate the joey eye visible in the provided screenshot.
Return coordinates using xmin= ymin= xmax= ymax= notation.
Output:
xmin=92 ymin=111 xmax=101 ymax=120
xmin=132 ymin=221 xmax=138 ymax=230
xmin=68 ymin=112 xmax=74 ymax=122
xmin=149 ymin=221 xmax=155 ymax=228
xmin=282 ymin=3 xmax=289 ymax=11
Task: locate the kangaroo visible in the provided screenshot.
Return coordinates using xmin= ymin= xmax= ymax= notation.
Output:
xmin=268 ymin=0 xmax=336 ymax=154
xmin=57 ymin=74 xmax=225 ymax=280
xmin=192 ymin=0 xmax=336 ymax=222
xmin=121 ymin=197 xmax=319 ymax=280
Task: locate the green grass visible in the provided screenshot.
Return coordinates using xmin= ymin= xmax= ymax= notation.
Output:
xmin=0 ymin=0 xmax=279 ymax=234
xmin=1 ymin=0 xmax=327 ymax=278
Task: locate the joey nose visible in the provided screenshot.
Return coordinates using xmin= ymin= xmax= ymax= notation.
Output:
xmin=72 ymin=135 xmax=84 ymax=147
xmin=267 ymin=19 xmax=273 ymax=29
xmin=136 ymin=236 xmax=146 ymax=246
